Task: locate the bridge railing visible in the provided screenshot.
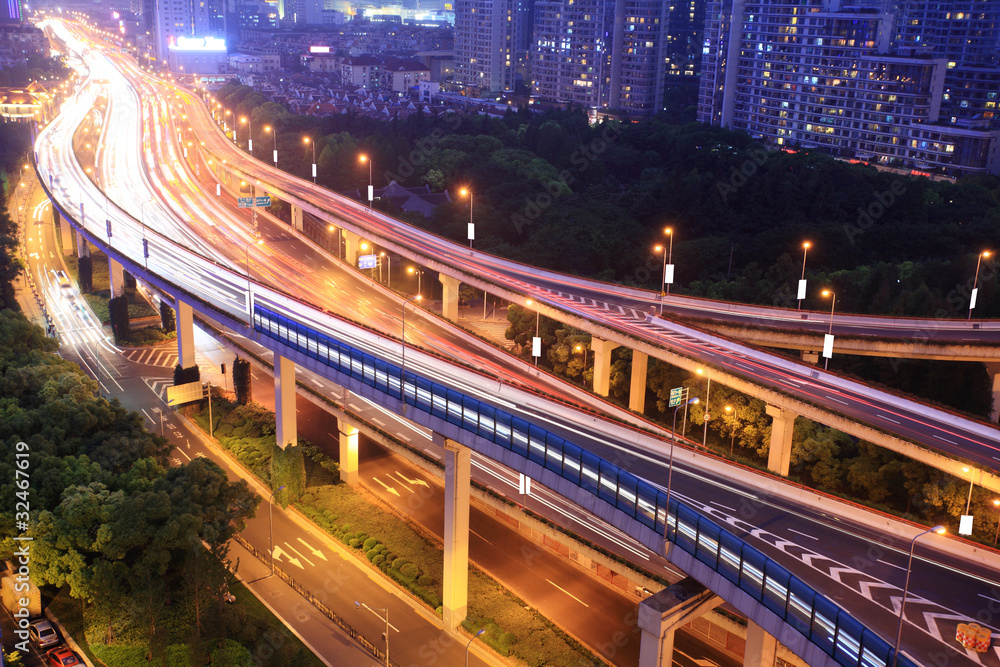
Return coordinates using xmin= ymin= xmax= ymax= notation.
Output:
xmin=253 ymin=305 xmax=917 ymax=667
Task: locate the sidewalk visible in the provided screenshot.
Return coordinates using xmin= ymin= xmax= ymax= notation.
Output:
xmin=458 ymin=303 xmax=513 ymax=349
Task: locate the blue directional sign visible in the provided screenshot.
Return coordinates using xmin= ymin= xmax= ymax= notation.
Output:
xmin=237 ymin=197 xmax=254 ymax=208
xmin=255 ymin=196 xmax=271 ymax=207
xmin=668 ymin=386 xmax=688 ymax=408
xmin=358 ymin=254 xmax=378 ymax=270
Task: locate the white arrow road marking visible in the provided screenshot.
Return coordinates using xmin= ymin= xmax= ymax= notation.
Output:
xmin=387 ymin=473 xmax=414 ymax=493
xmin=372 ymin=477 xmax=400 ymax=497
xmin=284 ymin=542 xmax=315 ymax=567
xmin=297 ymin=538 xmax=327 ymax=561
xmin=395 ymin=471 xmax=429 ymax=488
xmin=271 ymin=546 xmax=303 ymax=570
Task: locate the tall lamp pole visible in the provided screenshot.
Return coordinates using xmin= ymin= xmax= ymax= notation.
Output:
xmin=969 ymin=250 xmax=991 ymax=320
xmin=460 ymin=187 xmax=474 ymax=248
xmin=892 ymin=526 xmax=945 ymax=667
xmin=797 ymin=241 xmax=811 ymax=310
xmin=355 ymin=602 xmax=390 ymax=667
xmin=264 ymin=125 xmax=277 ymax=168
xmin=466 ymin=628 xmax=485 ymax=667
xmin=525 ymin=299 xmax=541 ymax=366
xmin=664 ymin=396 xmax=698 ymax=540
xmin=664 ymin=227 xmax=674 ymax=295
xmin=241 ymin=116 xmax=252 ymax=156
xmin=268 ymin=484 xmax=287 ymax=575
xmin=359 ymin=154 xmax=373 ymax=207
xmin=304 ymin=136 xmax=316 ymax=183
xmin=821 ymin=289 xmax=836 ymax=370
xmin=696 ymin=368 xmax=712 ymax=449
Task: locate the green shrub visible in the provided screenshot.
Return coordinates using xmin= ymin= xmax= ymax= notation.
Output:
xmin=216 ymin=423 xmax=234 ymax=437
xmin=165 ymin=644 xmax=193 ymax=666
xmin=210 ymin=639 xmax=254 ymax=666
xmin=91 ymin=644 xmax=149 ymax=666
xmin=417 ymin=574 xmax=433 ymax=586
xmin=372 ymin=554 xmax=385 ymax=567
xmin=348 ymin=538 xmax=363 ymax=549
xmin=363 ymin=537 xmax=379 ymax=551
xmin=391 ymin=557 xmax=406 ymax=571
xmin=400 ymin=563 xmax=419 ymax=580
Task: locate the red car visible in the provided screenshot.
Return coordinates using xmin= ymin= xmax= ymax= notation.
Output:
xmin=46 ymin=647 xmax=83 ymax=667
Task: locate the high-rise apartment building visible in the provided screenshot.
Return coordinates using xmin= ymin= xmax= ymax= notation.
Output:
xmin=698 ymin=0 xmax=1000 ymax=175
xmin=151 ymin=0 xmax=228 ymax=66
xmin=453 ymin=0 xmax=517 ymax=93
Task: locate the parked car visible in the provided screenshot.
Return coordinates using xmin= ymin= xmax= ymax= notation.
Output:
xmin=28 ymin=619 xmax=61 ymax=650
xmin=46 ymin=647 xmax=83 ymax=667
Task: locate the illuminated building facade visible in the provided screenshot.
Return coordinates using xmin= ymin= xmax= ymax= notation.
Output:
xmin=152 ymin=0 xmax=228 ymax=68
xmin=698 ymin=0 xmax=1000 ymax=175
xmin=453 ymin=0 xmax=518 ymax=94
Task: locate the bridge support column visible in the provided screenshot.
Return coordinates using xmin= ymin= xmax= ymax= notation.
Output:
xmin=274 ymin=355 xmax=297 ymax=449
xmin=343 ymin=230 xmax=360 ymax=265
xmin=766 ymin=405 xmax=797 ymax=476
xmin=338 ymin=421 xmax=359 ymax=486
xmin=592 ymin=338 xmax=620 ymax=397
xmin=290 ymin=204 xmax=303 ymax=231
xmin=744 ymin=621 xmax=777 ymax=667
xmin=637 ymin=577 xmax=720 ymax=667
xmin=56 ymin=209 xmax=73 ymax=255
xmin=176 ymin=299 xmax=196 ymax=369
xmin=439 ymin=274 xmax=459 ymax=322
xmin=76 ymin=232 xmax=89 ymax=258
xmin=630 ymin=350 xmax=648 ymax=413
xmin=108 ymin=258 xmax=125 ymax=298
xmin=440 ymin=435 xmax=470 ymax=630
xmin=987 ymin=363 xmax=1000 ymax=423
xmin=800 ymin=350 xmax=819 ymax=364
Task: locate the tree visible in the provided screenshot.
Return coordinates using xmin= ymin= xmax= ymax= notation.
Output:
xmin=160 ymin=301 xmax=175 ymax=333
xmin=233 ymin=357 xmax=252 ymax=405
xmin=77 ymin=255 xmax=92 ymax=293
xmin=108 ymin=295 xmax=130 ymax=343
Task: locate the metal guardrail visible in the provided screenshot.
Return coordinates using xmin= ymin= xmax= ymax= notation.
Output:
xmin=233 ymin=534 xmax=401 ymax=667
xmin=254 ymin=304 xmax=919 ymax=667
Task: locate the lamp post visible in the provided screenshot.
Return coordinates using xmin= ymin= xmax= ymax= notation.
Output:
xmin=401 ymin=294 xmax=422 ymax=404
xmin=663 ymin=227 xmax=674 ymax=294
xmin=963 ymin=466 xmax=975 ymax=516
xmin=466 ymin=627 xmax=485 ymax=667
xmin=696 ymin=368 xmax=712 ymax=449
xmin=304 ymin=136 xmax=316 ymax=184
xmin=359 ymin=154 xmax=373 ymax=207
xmin=379 ymin=251 xmax=390 ymax=288
xmin=892 ymin=526 xmax=945 ymax=667
xmin=664 ymin=396 xmax=699 ymax=540
xmin=264 ymin=125 xmax=277 ymax=168
xmin=407 ymin=266 xmax=423 ymax=295
xmin=354 ymin=602 xmax=390 ymax=667
xmin=241 ymin=116 xmax=252 ymax=156
xmin=525 ymin=299 xmax=541 ymax=366
xmin=993 ymin=499 xmax=1000 ymax=545
xmin=268 ymin=484 xmax=287 ymax=575
xmin=798 ymin=241 xmax=811 ymax=310
xmin=460 ymin=187 xmax=474 ymax=249
xmin=724 ymin=405 xmax=737 ymax=456
xmin=821 ymin=289 xmax=836 ymax=370
xmin=969 ymin=250 xmax=991 ymax=320
xmin=574 ymin=344 xmax=589 ymax=388
xmin=140 ymin=196 xmax=155 ymax=270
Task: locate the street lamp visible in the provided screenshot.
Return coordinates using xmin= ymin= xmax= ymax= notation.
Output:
xmin=407 ymin=266 xmax=424 ymax=296
xmin=969 ymin=250 xmax=991 ymax=320
xmin=663 ymin=227 xmax=674 ymax=295
xmin=359 ymin=154 xmax=373 ymax=207
xmin=963 ymin=466 xmax=976 ymax=516
xmin=379 ymin=251 xmax=390 ymax=288
xmin=460 ymin=187 xmax=474 ymax=248
xmin=525 ymin=299 xmax=541 ymax=366
xmin=268 ymin=484 xmax=287 ymax=575
xmin=466 ymin=627 xmax=485 ymax=667
xmin=264 ymin=125 xmax=277 ymax=168
xmin=574 ymin=344 xmax=589 ymax=388
xmin=304 ymin=136 xmax=316 ymax=184
xmin=993 ymin=499 xmax=1000 ymax=545
xmin=401 ymin=294 xmax=422 ymax=404
xmin=241 ymin=116 xmax=252 ymax=156
xmin=696 ymin=368 xmax=712 ymax=449
xmin=892 ymin=526 xmax=945 ymax=667
xmin=664 ymin=396 xmax=699 ymax=541
xmin=724 ymin=405 xmax=737 ymax=456
xmin=140 ymin=196 xmax=155 ymax=270
xmin=354 ymin=602 xmax=390 ymax=667
xmin=798 ymin=241 xmax=811 ymax=310
xmin=820 ymin=289 xmax=836 ymax=370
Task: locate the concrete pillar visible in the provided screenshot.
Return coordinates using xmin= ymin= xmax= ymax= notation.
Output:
xmin=343 ymin=230 xmax=360 ymax=265
xmin=637 ymin=578 xmax=721 ymax=667
xmin=274 ymin=355 xmax=297 ymax=449
xmin=441 ymin=436 xmax=471 ymax=630
xmin=439 ymin=273 xmax=459 ymax=322
xmin=800 ymin=350 xmax=819 ymax=364
xmin=766 ymin=405 xmax=797 ymax=476
xmin=76 ymin=231 xmax=90 ymax=258
xmin=338 ymin=421 xmax=359 ymax=486
xmin=290 ymin=204 xmax=303 ymax=231
xmin=629 ymin=350 xmax=648 ymax=413
xmin=744 ymin=621 xmax=778 ymax=667
xmin=108 ymin=257 xmax=125 ymax=298
xmin=592 ymin=338 xmax=620 ymax=397
xmin=57 ymin=209 xmax=73 ymax=255
xmin=986 ymin=363 xmax=1000 ymax=423
xmin=176 ymin=299 xmax=196 ymax=369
